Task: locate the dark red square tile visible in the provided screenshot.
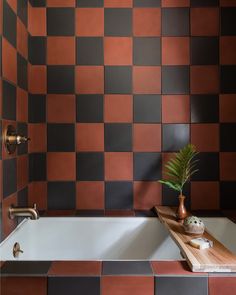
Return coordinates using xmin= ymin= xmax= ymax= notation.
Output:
xmin=76 ymin=181 xmax=104 ymax=209
xmin=76 ymin=123 xmax=104 ymax=151
xmin=47 ymin=0 xmax=76 ymax=6
xmin=162 ymin=0 xmax=190 ymax=7
xmin=104 ymin=37 xmax=132 ymax=65
xmin=220 ymin=0 xmax=236 ymax=6
xmin=2 ymin=38 xmax=17 ymax=84
xmin=17 ymin=19 xmax=28 ymax=59
xmin=28 ymin=181 xmax=47 ymax=210
xmin=151 ymin=261 xmax=194 ymax=275
xmin=162 ymin=95 xmax=190 ymax=123
xmin=133 ymin=66 xmax=161 ymax=94
xmin=191 ymin=124 xmax=219 ymax=152
xmin=6 ymin=0 xmax=17 ymax=12
xmin=134 ymin=181 xmax=161 ymax=209
xmin=133 ymin=124 xmax=161 ymax=152
xmin=76 ymin=8 xmax=104 ymax=36
xmin=162 ymin=37 xmax=190 ymax=65
xmin=17 ymin=87 xmax=28 ymax=122
xmin=28 ymin=123 xmax=47 ymax=152
xmin=220 ymin=94 xmax=236 ymax=122
xmin=28 ymin=6 xmax=47 ymax=36
xmin=28 ymin=65 xmax=47 ymax=94
xmin=209 ymin=277 xmax=236 ymax=295
xmin=104 ymin=0 xmax=133 ymax=7
xmin=17 ymin=155 xmax=28 ymax=190
xmin=47 ymin=37 xmax=75 ymax=65
xmin=220 ymin=37 xmax=236 ymax=65
xmin=105 ymin=152 xmax=133 ymax=180
xmin=220 ymin=152 xmax=236 ymax=181
xmin=2 ymin=193 xmax=17 ymax=238
xmin=133 ymin=8 xmax=161 ymax=36
xmin=49 ymin=261 xmax=102 ymax=276
xmin=191 ymin=8 xmax=219 ymax=36
xmin=76 ymin=66 xmax=104 ymax=94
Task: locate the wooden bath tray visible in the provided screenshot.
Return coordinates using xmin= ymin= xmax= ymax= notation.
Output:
xmin=154 ymin=206 xmax=236 ymax=272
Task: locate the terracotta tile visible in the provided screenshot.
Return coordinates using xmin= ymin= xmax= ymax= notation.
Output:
xmin=76 ymin=123 xmax=104 ymax=151
xmin=47 ymin=94 xmax=76 ymax=123
xmin=104 ymin=95 xmax=133 ymax=122
xmin=28 ymin=5 xmax=46 ymax=36
xmin=134 ymin=181 xmax=161 ymax=209
xmin=220 ymin=94 xmax=236 ymax=123
xmin=47 ymin=37 xmax=75 ymax=65
xmin=76 ymin=8 xmax=104 ymax=36
xmin=45 ymin=210 xmax=76 ymax=216
xmin=133 ymin=66 xmax=161 ymax=94
xmin=76 ymin=181 xmax=104 ymax=209
xmin=0 ymin=261 xmax=5 ymax=268
xmin=191 ymin=8 xmax=219 ymax=36
xmin=104 ymin=37 xmax=132 ymax=65
xmin=220 ymin=153 xmax=236 ymax=181
xmin=220 ymin=37 xmax=236 ymax=65
xmin=2 ymin=38 xmax=17 ymax=84
xmin=2 ymin=193 xmax=17 ymax=238
xmin=17 ymin=87 xmax=28 ymax=122
xmin=105 ymin=152 xmax=133 ymax=180
xmin=28 ymin=182 xmax=47 ymax=210
xmin=162 ymin=37 xmax=190 ymax=65
xmin=191 ymin=124 xmax=219 ymax=152
xmin=105 ymin=210 xmax=135 ymax=216
xmin=133 ymin=8 xmax=161 ymax=36
xmin=133 ymin=124 xmax=161 ymax=152
xmin=102 ymin=276 xmax=154 ymax=295
xmin=105 ymin=0 xmax=132 ymax=7
xmin=2 ymin=120 xmax=17 ymax=160
xmin=28 ymin=65 xmax=47 ymax=94
xmin=28 ymin=124 xmax=47 ymax=152
xmin=17 ymin=155 xmax=28 ymax=190
xmin=162 ymin=152 xmax=175 ymax=179
xmin=209 ymin=277 xmax=236 ymax=295
xmin=162 ymin=0 xmax=190 ymax=7
xmin=47 ymin=0 xmax=76 ymax=6
xmin=75 ymin=66 xmax=104 ymax=94
xmin=0 ymin=0 xmax=2 ymax=35
xmin=0 ymin=160 xmax=2 ymax=202
xmin=49 ymin=261 xmax=101 ymax=276
xmin=17 ymin=19 xmax=28 ymax=60
xmin=162 ymin=95 xmax=190 ymax=123
xmin=151 ymin=261 xmax=194 ymax=275
xmin=6 ymin=0 xmax=17 ymax=12
xmin=0 ymin=79 xmax=2 ymax=117
xmin=47 ymin=152 xmax=76 ymax=181
xmin=191 ymin=181 xmax=219 ymax=210
xmin=190 ymin=66 xmax=219 ymax=94
xmin=220 ymin=0 xmax=236 ymax=6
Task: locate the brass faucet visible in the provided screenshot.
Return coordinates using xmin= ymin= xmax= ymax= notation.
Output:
xmin=9 ymin=204 xmax=39 ymax=220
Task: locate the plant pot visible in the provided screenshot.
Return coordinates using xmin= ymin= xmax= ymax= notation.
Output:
xmin=176 ymin=194 xmax=187 ymax=221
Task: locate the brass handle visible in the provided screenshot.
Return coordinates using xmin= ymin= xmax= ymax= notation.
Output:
xmin=16 ymin=135 xmax=31 ymax=145
xmin=13 ymin=242 xmax=24 ymax=258
xmin=4 ymin=125 xmax=30 ymax=154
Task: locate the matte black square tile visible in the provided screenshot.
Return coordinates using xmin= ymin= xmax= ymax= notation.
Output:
xmin=191 ymin=37 xmax=219 ymax=65
xmin=103 ymin=261 xmax=153 ymax=275
xmin=162 ymin=183 xmax=191 ymax=209
xmin=134 ymin=152 xmax=162 ymax=180
xmin=3 ymin=158 xmax=17 ymax=198
xmin=220 ymin=124 xmax=236 ymax=152
xmin=221 ymin=66 xmax=236 ymax=94
xmin=29 ymin=153 xmax=46 ymax=181
xmin=28 ymin=94 xmax=46 ymax=123
xmin=47 ymin=8 xmax=75 ymax=36
xmin=105 ymin=181 xmax=133 ymax=209
xmin=48 ymin=277 xmax=100 ymax=295
xmin=105 ymin=123 xmax=132 ymax=151
xmin=3 ymin=0 xmax=16 ymax=47
xmin=221 ymin=8 xmax=236 ymax=36
xmin=135 ymin=210 xmax=157 ymax=217
xmin=155 ymin=277 xmax=208 ymax=295
xmin=134 ymin=0 xmax=161 ymax=7
xmin=2 ymin=80 xmax=16 ymax=120
xmin=28 ymin=36 xmax=46 ymax=65
xmin=220 ymin=182 xmax=236 ymax=209
xmin=162 ymin=8 xmax=189 ymax=36
xmin=191 ymin=95 xmax=219 ymax=123
xmin=17 ymin=123 xmax=28 ymax=155
xmin=77 ymin=0 xmax=103 ymax=7
xmin=1 ymin=261 xmax=51 ymax=276
xmin=191 ymin=0 xmax=219 ymax=6
xmin=162 ymin=124 xmax=190 ymax=152
xmin=17 ymin=0 xmax=28 ymax=26
xmin=105 ymin=66 xmax=132 ymax=94
xmin=76 ymin=95 xmax=103 ymax=123
xmin=134 ymin=37 xmax=161 ymax=66
xmin=191 ymin=152 xmax=219 ymax=181
xmin=47 ymin=124 xmax=75 ymax=152
xmin=17 ymin=53 xmax=28 ymax=91
xmin=47 ymin=66 xmax=74 ymax=94
xmin=48 ymin=182 xmax=76 ymax=210
xmin=17 ymin=187 xmax=28 ymax=207
xmin=76 ymin=37 xmax=103 ymax=65
xmin=134 ymin=95 xmax=161 ymax=123
xmin=29 ymin=0 xmax=46 ymax=7
xmin=76 ymin=152 xmax=104 ymax=180
xmin=105 ymin=9 xmax=132 ymax=36
xmin=162 ymin=66 xmax=190 ymax=94
xmin=0 ymin=122 xmax=2 ymax=160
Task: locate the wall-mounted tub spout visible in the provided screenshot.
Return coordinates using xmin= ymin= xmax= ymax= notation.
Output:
xmin=9 ymin=204 xmax=39 ymax=220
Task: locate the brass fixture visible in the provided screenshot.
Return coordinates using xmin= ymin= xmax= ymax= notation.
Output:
xmin=4 ymin=125 xmax=30 ymax=154
xmin=13 ymin=242 xmax=24 ymax=258
xmin=9 ymin=204 xmax=39 ymax=220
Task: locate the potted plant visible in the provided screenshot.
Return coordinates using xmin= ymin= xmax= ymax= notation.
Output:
xmin=159 ymin=144 xmax=199 ymax=221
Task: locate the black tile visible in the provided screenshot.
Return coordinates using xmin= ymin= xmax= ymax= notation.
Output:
xmin=29 ymin=0 xmax=46 ymax=7
xmin=105 ymin=66 xmax=132 ymax=94
xmin=220 ymin=124 xmax=236 ymax=152
xmin=3 ymin=0 xmax=16 ymax=47
xmin=0 ymin=36 xmax=2 ymax=75
xmin=221 ymin=66 xmax=236 ymax=94
xmin=2 ymin=80 xmax=16 ymax=120
xmin=134 ymin=0 xmax=161 ymax=7
xmin=47 ymin=8 xmax=75 ymax=36
xmin=76 ymin=152 xmax=104 ymax=180
xmin=48 ymin=182 xmax=76 ymax=210
xmin=76 ymin=37 xmax=103 ymax=65
xmin=17 ymin=123 xmax=28 ymax=155
xmin=28 ymin=36 xmax=46 ymax=65
xmin=48 ymin=277 xmax=100 ymax=295
xmin=17 ymin=187 xmax=28 ymax=207
xmin=221 ymin=8 xmax=236 ymax=36
xmin=134 ymin=37 xmax=161 ymax=66
xmin=77 ymin=0 xmax=103 ymax=7
xmin=105 ymin=123 xmax=132 ymax=152
xmin=162 ymin=183 xmax=191 ymax=209
xmin=76 ymin=210 xmax=104 ymax=216
xmin=155 ymin=277 xmax=208 ymax=295
xmin=191 ymin=95 xmax=219 ymax=123
xmin=0 ymin=203 xmax=3 ymax=242
xmin=135 ymin=210 xmax=157 ymax=217
xmin=47 ymin=66 xmax=75 ymax=94
xmin=191 ymin=0 xmax=218 ymax=6
xmin=105 ymin=181 xmax=133 ymax=209
xmin=162 ymin=124 xmax=190 ymax=152
xmin=162 ymin=8 xmax=189 ymax=36
xmin=162 ymin=66 xmax=190 ymax=94
xmin=76 ymin=95 xmax=103 ymax=123
xmin=17 ymin=53 xmax=28 ymax=91
xmin=28 ymin=94 xmax=46 ymax=123
xmin=103 ymin=261 xmax=153 ymax=275
xmin=191 ymin=152 xmax=219 ymax=181
xmin=220 ymin=182 xmax=236 ymax=209
xmin=47 ymin=124 xmax=75 ymax=152
xmin=3 ymin=158 xmax=17 ymax=198
xmin=17 ymin=0 xmax=28 ymax=26
xmin=105 ymin=9 xmax=132 ymax=36
xmin=191 ymin=37 xmax=219 ymax=65
xmin=0 ymin=122 xmax=2 ymax=160
xmin=29 ymin=153 xmax=47 ymax=181
xmin=134 ymin=95 xmax=161 ymax=123
xmin=1 ymin=261 xmax=51 ymax=276
xmin=134 ymin=152 xmax=162 ymax=181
